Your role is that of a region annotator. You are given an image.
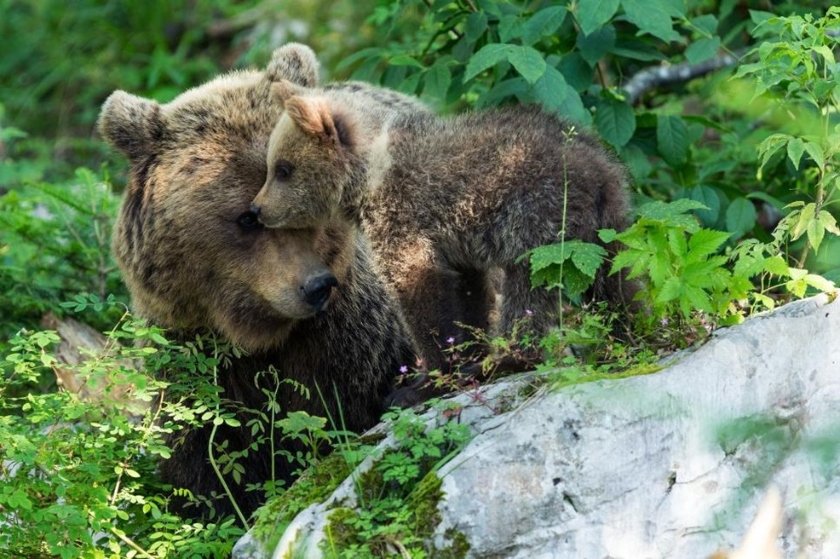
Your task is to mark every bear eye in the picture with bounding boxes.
[275,161,293,181]
[236,210,263,231]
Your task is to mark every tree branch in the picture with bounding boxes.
[622,53,740,105]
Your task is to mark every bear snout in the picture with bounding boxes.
[301,272,338,312]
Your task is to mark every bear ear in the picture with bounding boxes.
[284,96,356,149]
[266,43,320,87]
[97,91,163,160]
[271,80,307,107]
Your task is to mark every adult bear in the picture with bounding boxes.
[98,44,418,518]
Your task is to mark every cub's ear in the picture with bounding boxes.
[97,91,163,160]
[266,43,320,87]
[271,80,307,107]
[284,96,356,149]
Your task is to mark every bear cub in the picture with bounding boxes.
[251,80,635,373]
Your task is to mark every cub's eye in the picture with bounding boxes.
[236,211,263,231]
[275,161,293,181]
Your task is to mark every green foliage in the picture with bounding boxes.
[0,164,126,348]
[604,200,738,320]
[0,297,371,557]
[0,308,248,558]
[528,240,607,299]
[0,0,257,139]
[320,406,472,558]
[252,452,354,552]
[343,0,740,125]
[731,8,840,260]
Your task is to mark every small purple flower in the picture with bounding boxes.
[446,336,455,345]
[525,309,534,317]
[399,365,409,374]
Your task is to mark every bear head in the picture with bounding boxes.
[252,78,419,229]
[98,44,358,351]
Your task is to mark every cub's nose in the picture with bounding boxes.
[302,273,338,312]
[249,203,262,217]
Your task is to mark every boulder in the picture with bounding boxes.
[238,294,840,558]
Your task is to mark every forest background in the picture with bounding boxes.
[0,0,838,557]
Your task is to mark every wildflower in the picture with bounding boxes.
[525,309,534,316]
[399,365,409,374]
[446,336,455,345]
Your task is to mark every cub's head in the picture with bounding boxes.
[252,78,425,229]
[251,81,362,229]
[98,44,356,351]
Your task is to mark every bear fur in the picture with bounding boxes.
[98,44,418,518]
[252,82,635,371]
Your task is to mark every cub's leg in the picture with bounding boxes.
[380,239,466,373]
[455,268,495,356]
[500,261,559,346]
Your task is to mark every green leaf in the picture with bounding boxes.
[610,40,664,62]
[818,210,840,236]
[667,227,687,258]
[464,12,488,42]
[522,6,567,45]
[595,98,636,148]
[803,141,825,170]
[787,137,805,169]
[804,273,835,293]
[807,218,825,252]
[687,229,730,258]
[813,45,835,66]
[478,77,529,108]
[423,61,451,102]
[498,15,524,43]
[725,198,757,237]
[570,242,608,278]
[576,0,620,36]
[637,199,706,228]
[387,54,425,69]
[599,228,618,243]
[656,115,689,166]
[691,14,718,35]
[530,243,572,274]
[748,9,774,26]
[657,276,682,303]
[622,0,680,42]
[564,266,595,297]
[508,46,547,84]
[763,255,789,276]
[685,186,721,226]
[785,269,808,297]
[685,37,721,64]
[791,203,816,241]
[558,53,593,90]
[757,133,790,170]
[464,44,512,81]
[534,66,589,124]
[577,24,616,65]
[464,44,546,84]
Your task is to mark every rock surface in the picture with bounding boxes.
[238,294,840,558]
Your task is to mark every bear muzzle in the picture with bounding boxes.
[301,272,338,312]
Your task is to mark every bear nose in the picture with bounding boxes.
[302,273,338,312]
[249,203,261,217]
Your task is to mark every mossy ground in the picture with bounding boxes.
[252,452,353,552]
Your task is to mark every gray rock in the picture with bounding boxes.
[240,294,840,558]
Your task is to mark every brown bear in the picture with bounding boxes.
[98,44,419,519]
[251,82,636,372]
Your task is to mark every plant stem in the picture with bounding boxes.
[109,527,156,559]
[208,339,250,530]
